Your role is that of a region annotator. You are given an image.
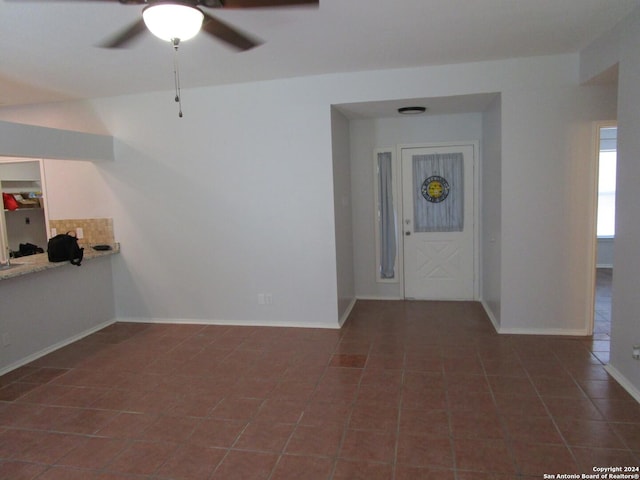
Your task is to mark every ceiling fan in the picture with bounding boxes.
[8,0,318,117]
[10,0,319,51]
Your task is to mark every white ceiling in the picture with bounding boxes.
[335,93,501,119]
[0,0,637,108]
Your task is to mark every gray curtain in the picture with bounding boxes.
[378,152,396,279]
[412,152,464,232]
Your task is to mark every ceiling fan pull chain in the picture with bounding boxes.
[173,39,184,118]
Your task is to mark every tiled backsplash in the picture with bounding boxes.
[48,218,115,248]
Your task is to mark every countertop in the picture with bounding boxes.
[0,243,120,281]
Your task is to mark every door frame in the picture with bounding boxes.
[585,121,617,336]
[397,141,480,300]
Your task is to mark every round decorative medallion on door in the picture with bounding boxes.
[421,175,450,203]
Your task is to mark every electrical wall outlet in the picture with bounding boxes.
[2,333,10,347]
[51,227,57,236]
[76,227,84,239]
[258,294,273,305]
[633,344,640,360]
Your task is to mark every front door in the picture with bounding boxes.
[401,144,475,300]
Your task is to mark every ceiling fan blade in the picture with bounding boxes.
[201,11,262,51]
[100,18,147,48]
[217,0,318,8]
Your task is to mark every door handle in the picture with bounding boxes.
[405,231,411,236]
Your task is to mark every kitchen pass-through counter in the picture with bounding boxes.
[0,243,119,375]
[0,243,119,281]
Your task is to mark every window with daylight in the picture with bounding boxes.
[597,126,617,238]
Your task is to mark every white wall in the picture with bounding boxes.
[609,7,640,397]
[92,80,341,328]
[43,159,114,221]
[0,256,115,373]
[350,113,483,299]
[499,83,616,334]
[481,96,502,327]
[331,108,355,323]
[0,53,617,336]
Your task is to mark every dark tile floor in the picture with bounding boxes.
[1,299,638,479]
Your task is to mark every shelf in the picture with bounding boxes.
[1,182,41,193]
[4,208,43,212]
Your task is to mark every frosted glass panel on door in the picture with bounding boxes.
[412,153,464,232]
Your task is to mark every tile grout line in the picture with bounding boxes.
[0,301,634,479]
[263,328,351,480]
[514,345,582,474]
[553,345,639,462]
[476,339,521,477]
[390,348,407,480]
[441,355,459,480]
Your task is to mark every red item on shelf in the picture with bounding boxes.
[2,192,19,211]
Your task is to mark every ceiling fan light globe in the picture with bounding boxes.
[142,3,204,43]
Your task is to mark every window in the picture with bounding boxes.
[597,127,617,238]
[374,149,399,282]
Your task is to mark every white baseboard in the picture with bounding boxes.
[497,326,590,336]
[479,300,591,336]
[480,300,500,333]
[0,319,116,377]
[355,295,404,301]
[338,297,357,327]
[604,364,640,403]
[116,316,341,330]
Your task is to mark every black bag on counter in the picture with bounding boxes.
[47,233,84,266]
[16,243,44,257]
